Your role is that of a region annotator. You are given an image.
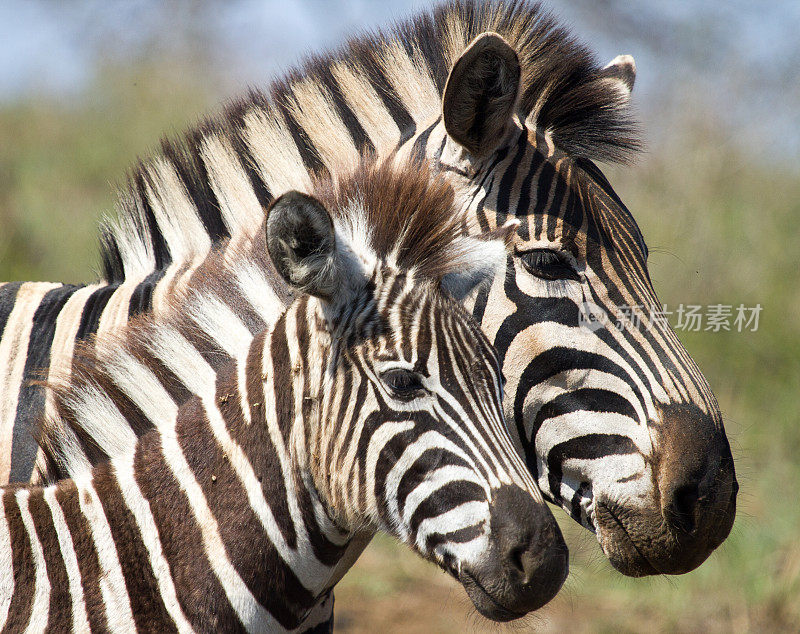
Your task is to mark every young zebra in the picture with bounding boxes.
[0,0,736,580]
[0,160,568,631]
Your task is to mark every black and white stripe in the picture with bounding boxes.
[1,0,735,577]
[1,162,565,630]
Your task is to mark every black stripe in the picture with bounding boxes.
[547,434,638,504]
[408,480,485,537]
[134,172,172,271]
[571,481,591,523]
[512,347,646,484]
[410,117,439,163]
[55,483,110,632]
[228,110,274,211]
[318,68,375,154]
[425,523,485,552]
[2,493,35,631]
[29,491,71,628]
[395,448,470,519]
[128,269,165,318]
[529,388,638,439]
[75,284,117,340]
[94,464,178,632]
[0,282,23,339]
[11,284,80,483]
[134,430,244,632]
[274,100,327,177]
[351,51,416,147]
[178,401,313,629]
[166,131,230,243]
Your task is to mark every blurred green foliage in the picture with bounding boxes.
[0,61,797,632]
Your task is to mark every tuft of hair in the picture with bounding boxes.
[313,158,491,285]
[98,0,640,284]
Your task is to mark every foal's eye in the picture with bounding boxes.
[517,249,580,282]
[381,368,426,401]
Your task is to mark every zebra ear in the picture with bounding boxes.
[265,191,339,300]
[440,219,519,300]
[599,54,636,98]
[442,32,521,157]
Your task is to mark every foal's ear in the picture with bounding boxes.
[265,191,339,300]
[442,32,521,157]
[440,219,519,301]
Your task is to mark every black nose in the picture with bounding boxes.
[460,485,568,621]
[656,403,738,538]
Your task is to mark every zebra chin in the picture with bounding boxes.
[420,485,568,621]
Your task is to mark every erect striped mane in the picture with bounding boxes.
[37,157,499,479]
[99,0,639,285]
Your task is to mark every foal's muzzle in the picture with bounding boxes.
[460,485,568,621]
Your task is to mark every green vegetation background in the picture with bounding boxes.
[1,59,797,632]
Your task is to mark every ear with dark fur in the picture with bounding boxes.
[442,32,521,157]
[265,191,339,300]
[599,54,636,98]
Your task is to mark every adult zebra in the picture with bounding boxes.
[0,0,735,578]
[0,159,569,631]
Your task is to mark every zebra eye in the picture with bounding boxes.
[381,368,426,400]
[517,249,580,282]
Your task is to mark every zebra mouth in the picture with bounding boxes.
[594,501,659,576]
[458,569,528,622]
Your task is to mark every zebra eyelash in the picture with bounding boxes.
[515,248,580,282]
[379,367,427,401]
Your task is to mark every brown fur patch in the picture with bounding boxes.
[313,158,467,281]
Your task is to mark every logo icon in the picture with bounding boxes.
[578,301,608,331]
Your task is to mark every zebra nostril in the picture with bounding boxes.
[509,544,526,575]
[667,482,700,534]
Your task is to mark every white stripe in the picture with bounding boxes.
[113,454,193,632]
[379,41,439,126]
[364,421,415,526]
[286,78,359,173]
[185,292,254,358]
[234,261,286,329]
[16,490,51,633]
[330,61,402,153]
[75,477,136,631]
[243,109,313,194]
[66,383,138,458]
[414,500,488,548]
[146,327,218,396]
[383,431,481,539]
[145,159,212,260]
[95,277,143,340]
[401,465,486,528]
[42,487,91,633]
[101,349,179,429]
[200,134,264,235]
[0,495,14,626]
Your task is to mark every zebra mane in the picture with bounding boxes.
[36,157,496,481]
[99,0,640,285]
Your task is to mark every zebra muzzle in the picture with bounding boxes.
[458,484,568,620]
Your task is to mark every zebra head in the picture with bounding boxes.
[402,28,737,576]
[264,160,568,620]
